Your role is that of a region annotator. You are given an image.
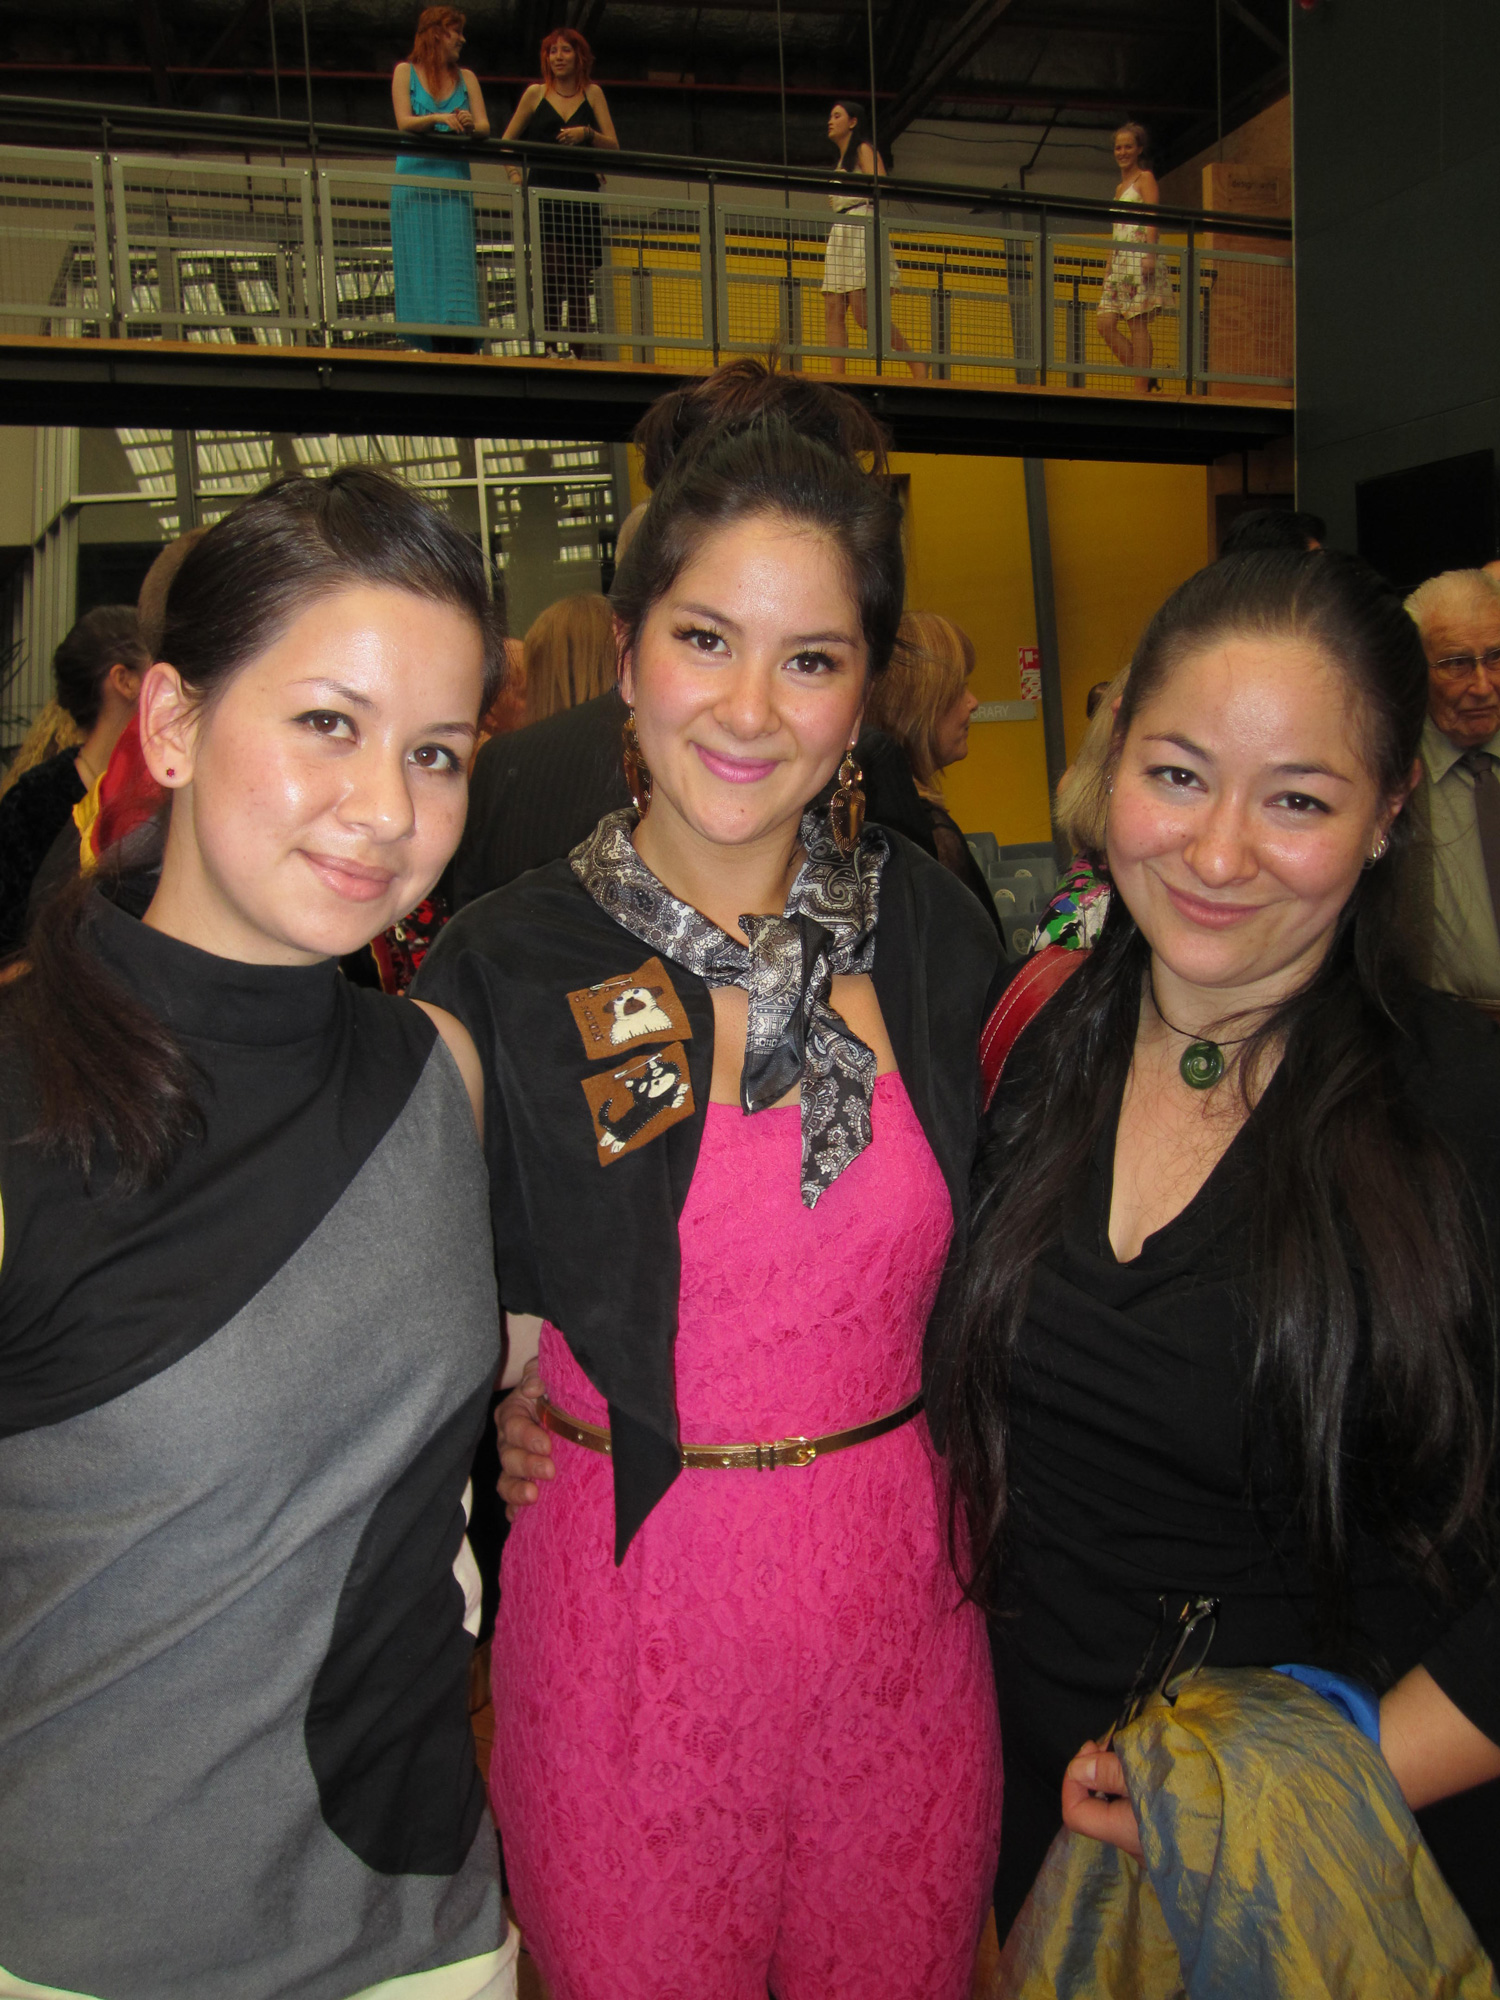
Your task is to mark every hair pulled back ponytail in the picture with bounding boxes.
[4,466,504,1192]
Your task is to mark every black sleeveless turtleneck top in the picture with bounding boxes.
[0,894,504,1998]
[520,90,602,191]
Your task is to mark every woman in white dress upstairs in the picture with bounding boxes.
[821,100,927,382]
[1096,121,1171,393]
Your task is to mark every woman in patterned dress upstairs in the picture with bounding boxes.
[391,8,490,351]
[500,30,620,351]
[415,402,1003,1998]
[1096,121,1171,393]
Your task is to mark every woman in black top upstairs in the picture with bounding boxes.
[0,605,147,958]
[943,552,1500,1955]
[501,29,619,349]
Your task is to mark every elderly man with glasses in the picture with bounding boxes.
[1403,567,1500,1003]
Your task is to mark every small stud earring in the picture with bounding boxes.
[165,767,175,778]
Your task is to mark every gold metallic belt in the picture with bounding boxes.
[537,1390,924,1472]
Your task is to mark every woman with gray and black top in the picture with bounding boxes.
[0,470,518,1999]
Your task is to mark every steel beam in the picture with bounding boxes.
[884,0,1021,145]
[1022,456,1070,870]
[0,337,1292,465]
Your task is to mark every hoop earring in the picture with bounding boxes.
[1363,832,1389,869]
[829,745,865,857]
[622,709,652,816]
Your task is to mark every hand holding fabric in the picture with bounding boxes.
[1061,1738,1144,1858]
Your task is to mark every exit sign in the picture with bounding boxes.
[1019,647,1041,701]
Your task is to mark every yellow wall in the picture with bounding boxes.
[894,451,1048,845]
[1046,458,1212,757]
[900,452,1211,844]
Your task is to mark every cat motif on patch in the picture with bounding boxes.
[567,956,692,1058]
[582,1042,695,1163]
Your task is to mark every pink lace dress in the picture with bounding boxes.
[492,1072,1001,2000]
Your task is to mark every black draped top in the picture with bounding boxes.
[414,825,1005,1558]
[986,982,1500,1941]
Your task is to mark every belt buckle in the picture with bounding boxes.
[755,1436,815,1471]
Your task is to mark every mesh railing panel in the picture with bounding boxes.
[320,167,525,348]
[529,190,709,362]
[1192,244,1294,390]
[111,156,317,342]
[882,221,1041,383]
[1046,233,1188,394]
[717,207,872,372]
[0,148,109,337]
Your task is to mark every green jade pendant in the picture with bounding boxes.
[1178,1040,1226,1090]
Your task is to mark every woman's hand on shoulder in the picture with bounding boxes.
[1061,1740,1144,1859]
[497,1357,555,1519]
[412,1000,485,1138]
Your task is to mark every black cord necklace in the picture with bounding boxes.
[1149,974,1255,1090]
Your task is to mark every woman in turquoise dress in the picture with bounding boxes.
[391,8,490,351]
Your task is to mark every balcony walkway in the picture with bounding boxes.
[0,332,1291,461]
[0,97,1293,460]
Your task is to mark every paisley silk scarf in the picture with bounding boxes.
[570,807,887,1206]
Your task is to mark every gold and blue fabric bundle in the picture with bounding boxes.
[995,1668,1498,1999]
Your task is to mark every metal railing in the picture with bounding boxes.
[0,96,1294,400]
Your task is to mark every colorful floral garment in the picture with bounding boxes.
[1030,856,1111,954]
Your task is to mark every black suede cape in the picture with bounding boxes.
[414,826,1006,1561]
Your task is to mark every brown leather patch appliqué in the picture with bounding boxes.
[582,1041,695,1163]
[567,956,692,1059]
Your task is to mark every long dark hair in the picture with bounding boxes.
[611,413,905,683]
[5,467,504,1192]
[947,551,1498,1626]
[831,99,886,173]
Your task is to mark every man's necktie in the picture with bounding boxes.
[1460,749,1500,934]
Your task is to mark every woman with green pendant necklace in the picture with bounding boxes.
[947,549,1500,1962]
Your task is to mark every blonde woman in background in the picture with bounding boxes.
[1096,122,1170,392]
[867,610,998,929]
[1030,665,1125,952]
[521,591,616,725]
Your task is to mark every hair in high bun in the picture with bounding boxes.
[612,412,905,686]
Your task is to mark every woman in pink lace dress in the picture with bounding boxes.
[416,397,1003,1998]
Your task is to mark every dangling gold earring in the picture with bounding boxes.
[829,743,865,856]
[622,708,653,816]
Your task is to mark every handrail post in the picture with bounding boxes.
[1036,206,1048,388]
[707,173,720,366]
[1192,221,1208,392]
[99,113,118,338]
[870,169,883,376]
[304,115,327,346]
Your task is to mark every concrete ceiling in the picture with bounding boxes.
[0,0,1288,180]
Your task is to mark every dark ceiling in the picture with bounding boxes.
[0,0,1288,179]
